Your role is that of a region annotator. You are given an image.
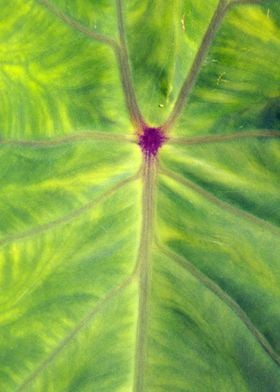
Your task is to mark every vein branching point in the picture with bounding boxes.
[138,126,167,158]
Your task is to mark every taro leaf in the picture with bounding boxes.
[0,0,280,391]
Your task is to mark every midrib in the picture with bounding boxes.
[133,158,157,392]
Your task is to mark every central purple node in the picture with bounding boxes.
[138,127,166,158]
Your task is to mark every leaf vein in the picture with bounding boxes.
[0,131,135,148]
[0,173,139,248]
[160,167,280,236]
[16,272,136,391]
[158,244,280,367]
[37,0,117,49]
[133,159,157,392]
[115,0,144,129]
[169,130,280,146]
[162,0,228,132]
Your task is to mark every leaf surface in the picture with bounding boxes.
[0,0,280,391]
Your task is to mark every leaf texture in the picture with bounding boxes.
[0,0,280,391]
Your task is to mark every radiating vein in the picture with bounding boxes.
[0,173,139,248]
[133,158,157,392]
[169,130,280,146]
[115,0,144,129]
[158,244,280,367]
[162,0,228,132]
[16,271,136,392]
[162,0,265,132]
[37,0,143,130]
[37,0,117,49]
[160,167,280,235]
[229,0,265,6]
[0,131,135,148]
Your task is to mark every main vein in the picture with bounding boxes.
[133,158,157,392]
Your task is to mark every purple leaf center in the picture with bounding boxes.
[138,126,167,157]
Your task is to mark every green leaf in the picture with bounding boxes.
[0,0,280,391]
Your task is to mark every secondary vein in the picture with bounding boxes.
[0,131,135,148]
[37,0,117,49]
[160,167,280,236]
[162,0,228,132]
[115,0,144,129]
[0,173,139,249]
[17,271,136,391]
[158,244,280,367]
[169,130,280,146]
[38,0,144,130]
[229,0,266,6]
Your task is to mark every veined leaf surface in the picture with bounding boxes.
[0,0,280,391]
